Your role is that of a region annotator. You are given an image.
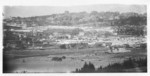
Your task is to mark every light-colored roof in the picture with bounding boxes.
[12,30,31,32]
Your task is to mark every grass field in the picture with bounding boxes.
[3,47,147,73]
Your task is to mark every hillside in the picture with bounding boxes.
[3,11,146,36]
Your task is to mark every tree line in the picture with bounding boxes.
[73,57,147,73]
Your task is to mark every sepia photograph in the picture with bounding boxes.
[2,1,147,73]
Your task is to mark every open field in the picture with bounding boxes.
[3,47,147,73]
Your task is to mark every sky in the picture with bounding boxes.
[3,4,147,18]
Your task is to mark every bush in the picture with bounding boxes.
[60,44,67,49]
[124,44,130,48]
[62,56,66,59]
[51,57,62,61]
[139,43,147,49]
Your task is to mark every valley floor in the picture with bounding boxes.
[3,47,147,73]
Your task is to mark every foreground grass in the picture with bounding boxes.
[3,47,147,73]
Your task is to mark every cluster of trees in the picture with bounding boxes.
[3,26,40,50]
[113,14,147,36]
[3,31,29,50]
[74,57,147,73]
[75,62,95,72]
